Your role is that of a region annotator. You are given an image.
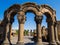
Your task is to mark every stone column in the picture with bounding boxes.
[48,22,57,45]
[8,23,12,45]
[2,22,10,45]
[35,15,43,45]
[9,24,12,40]
[17,11,26,45]
[54,22,60,45]
[2,14,10,45]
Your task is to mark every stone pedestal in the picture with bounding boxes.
[49,42,56,45]
[17,41,24,45]
[2,39,10,45]
[36,42,43,45]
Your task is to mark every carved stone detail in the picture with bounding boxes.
[35,15,43,24]
[17,11,26,24]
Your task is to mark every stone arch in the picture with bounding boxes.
[21,2,40,15]
[40,4,56,22]
[4,4,21,23]
[3,4,21,44]
[2,2,58,45]
[39,4,57,45]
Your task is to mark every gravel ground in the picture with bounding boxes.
[11,36,35,45]
[11,36,49,45]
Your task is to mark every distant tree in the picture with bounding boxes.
[16,30,18,35]
[24,30,26,36]
[15,29,29,36]
[24,30,29,36]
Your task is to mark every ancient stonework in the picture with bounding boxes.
[57,21,60,41]
[0,2,59,45]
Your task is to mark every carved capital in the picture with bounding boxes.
[17,11,26,24]
[17,15,26,24]
[48,22,55,26]
[34,15,43,24]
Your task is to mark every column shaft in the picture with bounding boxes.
[18,23,24,42]
[49,22,57,45]
[51,24,55,42]
[9,24,12,40]
[2,23,10,45]
[37,23,42,42]
[55,25,60,44]
[35,15,43,45]
[55,25,59,41]
[17,11,25,45]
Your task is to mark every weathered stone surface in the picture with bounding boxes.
[0,2,58,45]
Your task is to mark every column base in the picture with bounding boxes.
[56,41,60,45]
[49,42,57,45]
[2,39,10,45]
[36,42,43,45]
[17,41,24,45]
[2,43,10,45]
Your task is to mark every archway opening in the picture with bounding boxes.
[41,14,48,42]
[1,3,57,45]
[10,14,18,44]
[41,15,48,42]
[41,12,53,43]
[24,12,36,43]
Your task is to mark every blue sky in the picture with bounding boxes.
[0,0,60,30]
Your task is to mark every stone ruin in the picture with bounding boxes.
[0,2,60,45]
